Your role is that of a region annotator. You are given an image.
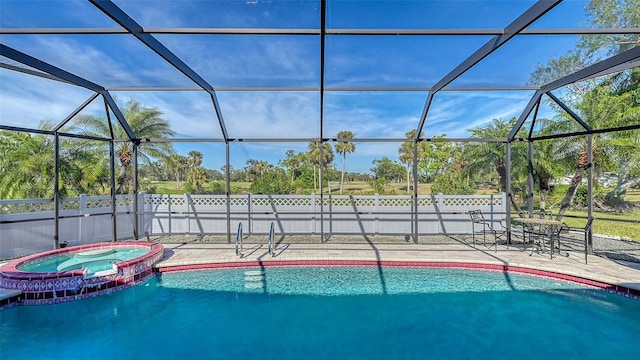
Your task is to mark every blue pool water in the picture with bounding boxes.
[1,267,639,359]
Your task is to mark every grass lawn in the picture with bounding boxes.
[626,188,640,202]
[551,209,639,241]
[325,181,433,195]
[153,180,501,196]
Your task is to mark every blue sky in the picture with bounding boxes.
[0,0,604,174]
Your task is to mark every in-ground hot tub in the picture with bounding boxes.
[0,242,163,305]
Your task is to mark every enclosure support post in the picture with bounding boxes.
[505,142,512,244]
[54,133,60,249]
[226,142,231,244]
[319,141,325,242]
[587,134,593,255]
[528,140,534,215]
[413,141,419,243]
[109,140,117,242]
[133,142,139,240]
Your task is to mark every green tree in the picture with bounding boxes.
[0,123,108,199]
[419,134,456,181]
[307,142,335,192]
[368,177,387,194]
[529,0,640,212]
[334,130,356,195]
[432,171,474,195]
[531,138,560,210]
[72,98,174,194]
[398,130,426,193]
[280,149,303,182]
[166,154,188,189]
[187,151,203,167]
[186,166,209,194]
[464,118,524,192]
[245,159,272,182]
[250,168,292,194]
[540,71,639,216]
[371,157,405,183]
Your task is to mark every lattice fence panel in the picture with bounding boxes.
[321,197,373,207]
[190,197,227,207]
[379,197,412,207]
[417,198,434,206]
[61,199,80,210]
[144,196,185,206]
[250,197,315,207]
[230,198,248,206]
[115,197,132,207]
[440,197,502,207]
[87,199,112,209]
[0,201,54,214]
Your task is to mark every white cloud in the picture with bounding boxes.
[0,69,96,129]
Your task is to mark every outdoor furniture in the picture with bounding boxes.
[468,210,507,252]
[521,210,553,246]
[561,218,594,264]
[517,217,564,258]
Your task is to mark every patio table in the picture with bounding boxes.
[516,217,564,259]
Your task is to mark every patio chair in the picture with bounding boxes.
[560,218,594,263]
[468,210,507,252]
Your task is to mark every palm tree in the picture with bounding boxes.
[464,118,523,193]
[187,166,209,193]
[398,130,425,194]
[187,151,203,168]
[334,130,356,194]
[165,154,187,189]
[72,98,174,194]
[0,123,109,199]
[531,140,557,211]
[307,141,334,192]
[0,129,55,199]
[246,159,272,181]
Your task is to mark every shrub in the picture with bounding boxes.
[250,169,292,194]
[432,172,474,195]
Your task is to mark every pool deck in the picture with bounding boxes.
[155,240,640,294]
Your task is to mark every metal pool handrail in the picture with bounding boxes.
[235,223,243,256]
[268,222,275,256]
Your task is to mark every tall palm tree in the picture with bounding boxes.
[398,130,425,194]
[165,154,188,189]
[72,98,175,194]
[307,141,334,192]
[187,151,203,168]
[334,130,356,194]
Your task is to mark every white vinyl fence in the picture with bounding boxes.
[1,193,506,259]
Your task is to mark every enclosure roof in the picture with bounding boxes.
[1,0,639,143]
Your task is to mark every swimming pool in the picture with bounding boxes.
[2,267,639,359]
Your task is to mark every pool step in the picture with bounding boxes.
[244,270,265,289]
